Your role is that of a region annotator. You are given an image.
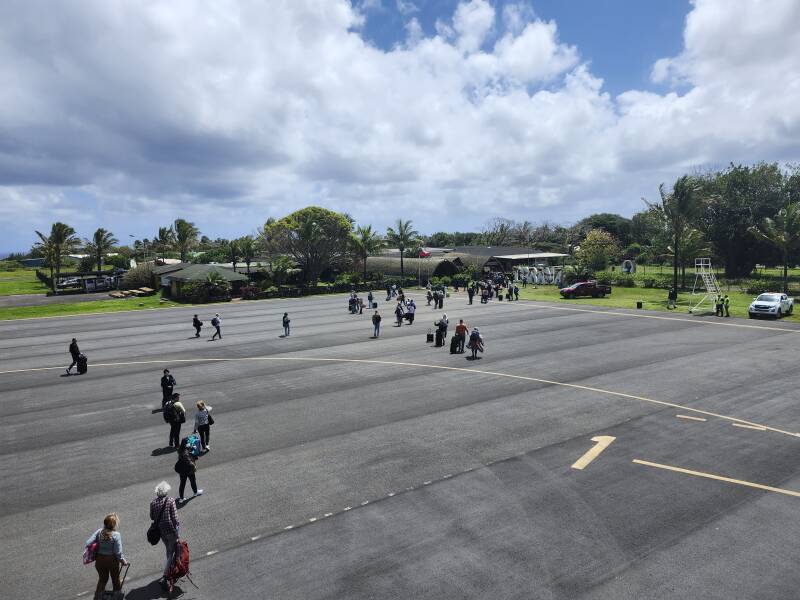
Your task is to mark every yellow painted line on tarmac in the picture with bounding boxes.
[509,299,800,335]
[633,459,800,499]
[732,422,767,431]
[571,436,616,470]
[676,414,707,422]
[2,354,798,439]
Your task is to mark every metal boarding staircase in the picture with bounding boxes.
[689,258,721,313]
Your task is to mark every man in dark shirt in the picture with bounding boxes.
[66,338,80,375]
[160,369,176,406]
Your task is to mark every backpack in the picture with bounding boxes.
[166,539,197,592]
[163,401,176,423]
[211,317,219,327]
[470,331,480,342]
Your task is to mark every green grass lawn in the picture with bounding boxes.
[0,270,49,295]
[516,285,800,322]
[0,294,181,321]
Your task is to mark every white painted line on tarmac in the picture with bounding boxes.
[360,501,369,506]
[308,517,317,523]
[510,299,800,335]
[2,354,795,438]
[324,512,333,517]
[343,506,352,511]
[284,525,294,530]
[205,550,218,556]
[732,422,767,431]
[251,535,261,541]
[676,414,707,422]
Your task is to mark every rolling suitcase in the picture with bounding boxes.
[77,353,88,374]
[435,330,444,347]
[426,329,434,343]
[449,335,459,354]
[373,302,378,309]
[100,563,129,599]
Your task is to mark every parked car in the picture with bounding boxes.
[559,280,612,299]
[748,293,794,319]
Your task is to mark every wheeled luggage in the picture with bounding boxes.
[186,433,202,457]
[426,329,434,343]
[77,353,88,374]
[449,335,459,354]
[99,563,130,599]
[435,330,444,347]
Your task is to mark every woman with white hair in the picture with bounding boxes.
[150,481,180,589]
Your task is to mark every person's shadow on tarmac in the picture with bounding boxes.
[151,447,175,456]
[125,579,185,599]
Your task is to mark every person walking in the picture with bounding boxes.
[160,369,176,407]
[395,302,404,327]
[359,297,365,315]
[714,294,724,317]
[192,314,203,337]
[372,310,382,338]
[282,312,291,337]
[467,286,474,305]
[514,284,520,301]
[367,290,374,309]
[723,294,731,317]
[175,437,203,502]
[164,393,186,448]
[407,300,416,324]
[455,319,468,353]
[85,513,129,600]
[193,400,213,451]
[66,338,81,375]
[150,482,181,589]
[211,313,222,340]
[468,327,484,359]
[667,287,677,309]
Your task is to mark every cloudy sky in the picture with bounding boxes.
[1,0,799,252]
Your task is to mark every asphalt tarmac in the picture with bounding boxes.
[2,292,800,599]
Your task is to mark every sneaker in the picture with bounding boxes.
[195,489,204,496]
[205,445,211,450]
[65,369,71,375]
[177,497,185,503]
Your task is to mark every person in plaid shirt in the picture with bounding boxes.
[151,481,181,589]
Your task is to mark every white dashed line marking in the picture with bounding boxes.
[343,506,352,511]
[360,501,369,506]
[732,422,767,431]
[284,525,294,530]
[308,517,317,523]
[676,414,707,422]
[206,550,218,556]
[251,535,261,541]
[324,512,333,517]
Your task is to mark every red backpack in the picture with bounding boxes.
[166,539,197,592]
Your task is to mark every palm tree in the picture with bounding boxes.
[238,235,256,274]
[750,202,800,293]
[644,175,702,291]
[34,222,81,292]
[385,219,419,279]
[154,227,175,262]
[352,225,385,280]
[174,219,200,263]
[84,228,118,272]
[664,228,711,289]
[226,238,240,272]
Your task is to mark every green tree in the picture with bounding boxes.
[697,163,786,277]
[174,219,200,263]
[576,213,632,246]
[644,175,702,291]
[225,238,240,272]
[385,219,419,279]
[154,227,175,261]
[238,235,256,274]
[34,222,81,292]
[351,225,385,280]
[664,228,711,288]
[84,228,119,272]
[750,202,800,293]
[576,229,621,272]
[265,207,353,284]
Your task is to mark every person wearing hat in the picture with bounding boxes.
[211,313,222,340]
[467,327,483,359]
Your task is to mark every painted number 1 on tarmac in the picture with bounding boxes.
[571,436,616,470]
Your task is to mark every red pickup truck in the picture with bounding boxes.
[559,280,612,299]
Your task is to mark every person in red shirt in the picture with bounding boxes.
[454,319,469,353]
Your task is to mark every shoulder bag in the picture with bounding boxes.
[147,499,169,545]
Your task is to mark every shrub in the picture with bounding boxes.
[122,263,154,289]
[181,273,231,303]
[612,274,636,288]
[240,285,261,300]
